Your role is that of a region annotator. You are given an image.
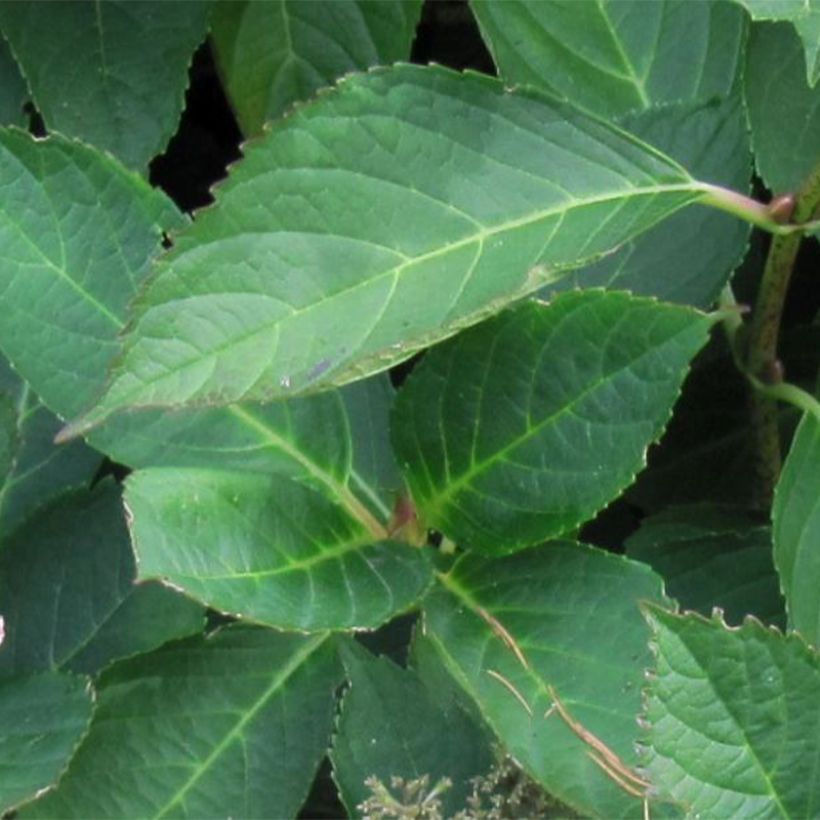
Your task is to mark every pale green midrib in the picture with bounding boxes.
[155,633,330,819]
[668,627,791,818]
[228,406,387,537]
[423,313,704,516]
[163,534,392,582]
[594,0,651,107]
[95,181,704,412]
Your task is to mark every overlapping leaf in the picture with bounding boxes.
[0,358,100,536]
[61,64,712,439]
[774,411,820,645]
[0,481,203,677]
[422,542,668,818]
[393,291,712,553]
[626,505,785,627]
[734,0,820,85]
[23,627,342,819]
[211,0,422,135]
[644,608,820,817]
[471,0,745,118]
[0,1,211,170]
[746,21,820,192]
[331,642,494,815]
[0,36,27,128]
[0,673,94,814]
[125,467,433,631]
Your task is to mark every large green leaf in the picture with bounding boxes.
[0,672,94,814]
[393,291,712,553]
[471,0,745,118]
[125,467,432,631]
[551,92,751,307]
[0,359,100,537]
[626,505,785,627]
[210,0,422,135]
[422,542,668,818]
[773,411,820,645]
[734,0,820,86]
[745,21,820,192]
[0,481,203,677]
[23,627,342,819]
[643,607,820,817]
[330,642,494,816]
[61,64,711,439]
[0,2,211,170]
[0,128,183,418]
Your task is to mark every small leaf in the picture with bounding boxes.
[422,542,668,818]
[0,672,94,814]
[0,481,203,677]
[62,64,709,438]
[472,0,746,117]
[210,0,422,135]
[0,358,101,536]
[393,291,712,553]
[0,1,211,170]
[745,21,820,192]
[626,504,785,627]
[330,642,494,816]
[125,467,433,631]
[773,411,820,645]
[733,0,820,86]
[643,607,820,817]
[23,627,342,819]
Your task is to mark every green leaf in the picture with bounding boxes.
[0,358,101,537]
[422,542,668,818]
[0,36,27,127]
[393,291,712,553]
[210,0,422,135]
[745,21,820,192]
[125,467,433,631]
[0,2,211,170]
[643,607,820,817]
[61,64,710,438]
[471,0,746,117]
[0,481,203,677]
[733,0,820,86]
[773,411,820,645]
[23,627,342,819]
[551,92,751,307]
[0,672,94,814]
[330,642,494,816]
[626,505,785,628]
[0,128,183,418]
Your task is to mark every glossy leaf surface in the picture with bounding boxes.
[626,505,785,627]
[423,542,667,818]
[746,21,820,192]
[0,673,93,814]
[211,0,422,135]
[472,0,745,118]
[125,467,433,631]
[24,628,342,819]
[0,2,211,170]
[393,291,712,552]
[773,412,820,645]
[0,481,203,677]
[331,642,494,815]
[644,608,820,817]
[63,64,708,438]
